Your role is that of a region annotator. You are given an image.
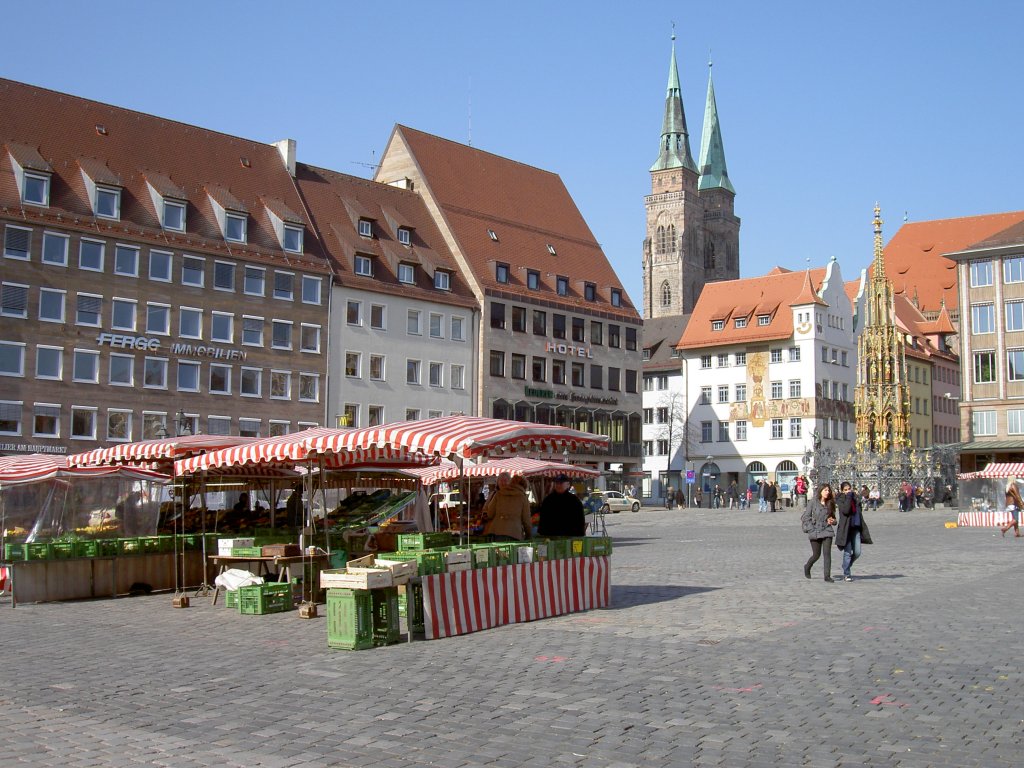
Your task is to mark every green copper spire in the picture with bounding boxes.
[650,30,697,173]
[697,62,735,193]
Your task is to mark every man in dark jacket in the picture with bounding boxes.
[765,481,779,513]
[835,480,873,581]
[537,474,586,537]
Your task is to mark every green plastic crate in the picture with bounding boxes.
[384,550,445,576]
[74,540,99,558]
[326,588,374,650]
[396,532,454,551]
[326,587,400,649]
[49,541,77,559]
[400,582,425,634]
[584,536,613,557]
[95,538,119,557]
[231,547,264,558]
[469,544,495,568]
[238,582,293,615]
[117,537,142,556]
[536,538,570,561]
[25,542,51,560]
[225,589,240,610]
[3,542,26,561]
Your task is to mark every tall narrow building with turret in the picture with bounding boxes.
[643,37,740,318]
[854,206,912,453]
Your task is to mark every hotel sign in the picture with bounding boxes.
[545,341,594,359]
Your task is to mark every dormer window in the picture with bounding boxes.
[757,314,771,326]
[434,270,451,291]
[22,172,50,206]
[397,227,411,246]
[283,225,303,253]
[358,219,373,238]
[527,270,540,290]
[610,288,622,307]
[735,317,747,328]
[496,263,510,284]
[556,276,569,296]
[642,349,651,361]
[95,186,121,219]
[162,199,186,231]
[584,282,596,301]
[225,212,247,243]
[712,320,725,331]
[398,263,415,284]
[354,255,373,277]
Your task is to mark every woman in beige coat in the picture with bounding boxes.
[483,472,533,541]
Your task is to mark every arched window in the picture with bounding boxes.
[666,224,676,254]
[747,461,767,473]
[660,281,672,308]
[656,226,665,255]
[776,460,798,472]
[704,240,716,269]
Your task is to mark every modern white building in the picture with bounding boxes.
[640,315,690,503]
[676,259,857,502]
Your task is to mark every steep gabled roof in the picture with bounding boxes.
[677,267,827,349]
[879,210,1024,314]
[0,77,330,273]
[642,314,689,371]
[294,163,475,308]
[379,125,639,322]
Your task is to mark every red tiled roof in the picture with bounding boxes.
[677,267,827,348]
[879,210,1024,314]
[294,163,477,308]
[383,125,639,322]
[0,78,330,273]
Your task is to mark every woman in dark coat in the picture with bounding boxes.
[765,481,779,513]
[835,481,872,581]
[801,483,837,581]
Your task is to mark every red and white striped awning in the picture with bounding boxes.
[173,428,439,476]
[0,454,168,487]
[969,463,1024,479]
[304,416,610,461]
[68,434,257,468]
[402,457,601,486]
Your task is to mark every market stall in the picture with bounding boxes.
[956,463,1024,527]
[0,454,172,605]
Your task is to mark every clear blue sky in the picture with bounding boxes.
[4,1,1021,313]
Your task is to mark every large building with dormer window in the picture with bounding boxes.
[0,79,331,454]
[675,260,857,498]
[375,126,643,474]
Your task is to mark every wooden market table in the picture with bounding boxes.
[208,553,331,605]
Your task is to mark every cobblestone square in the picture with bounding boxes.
[2,506,1022,767]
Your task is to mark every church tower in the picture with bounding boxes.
[854,206,912,454]
[642,38,739,318]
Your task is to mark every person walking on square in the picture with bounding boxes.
[802,483,837,582]
[727,480,740,509]
[757,480,768,513]
[999,478,1024,538]
[835,480,872,581]
[765,480,779,513]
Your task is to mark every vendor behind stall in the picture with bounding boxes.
[482,472,532,541]
[537,474,586,537]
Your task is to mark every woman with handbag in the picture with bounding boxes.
[801,483,837,582]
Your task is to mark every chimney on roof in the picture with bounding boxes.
[273,138,296,177]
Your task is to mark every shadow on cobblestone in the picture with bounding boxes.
[607,537,658,547]
[611,583,716,607]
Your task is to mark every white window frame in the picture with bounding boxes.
[143,357,168,389]
[32,402,60,438]
[106,409,132,442]
[113,244,139,277]
[397,227,411,246]
[973,410,997,436]
[358,219,373,238]
[211,312,233,343]
[354,255,373,277]
[429,361,444,388]
[434,270,451,291]
[241,316,264,346]
[0,341,26,378]
[162,199,186,231]
[179,307,204,340]
[181,255,205,287]
[110,298,137,331]
[94,185,121,220]
[398,263,415,284]
[271,320,293,350]
[244,265,266,296]
[369,354,385,381]
[970,260,993,287]
[407,359,422,385]
[273,271,294,301]
[370,304,386,330]
[1008,409,1024,435]
[209,363,231,395]
[109,353,134,387]
[346,300,362,326]
[301,275,322,305]
[22,171,50,206]
[270,370,292,400]
[1,282,29,318]
[79,239,105,272]
[345,351,362,378]
[72,348,99,383]
[4,225,31,260]
[240,367,262,398]
[300,324,321,353]
[429,313,444,339]
[177,360,201,392]
[146,303,171,335]
[451,363,465,390]
[451,316,465,341]
[407,309,422,335]
[283,225,303,253]
[225,212,247,243]
[70,406,98,440]
[149,250,172,282]
[35,345,62,380]
[298,373,319,403]
[42,231,69,266]
[76,292,103,327]
[213,260,236,292]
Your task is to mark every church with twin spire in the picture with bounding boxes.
[642,35,740,318]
